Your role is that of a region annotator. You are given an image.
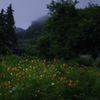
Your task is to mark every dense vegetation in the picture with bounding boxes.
[0,4,17,55]
[36,0,100,60]
[1,0,100,99]
[0,55,100,100]
[15,0,100,60]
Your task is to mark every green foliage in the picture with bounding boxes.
[93,57,100,68]
[76,56,94,66]
[24,15,49,40]
[76,3,100,59]
[15,27,25,40]
[0,4,17,55]
[35,0,100,60]
[0,56,100,100]
[5,4,17,45]
[18,39,38,56]
[36,0,79,60]
[0,40,11,55]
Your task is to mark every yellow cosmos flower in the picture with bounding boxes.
[51,83,55,85]
[10,91,12,93]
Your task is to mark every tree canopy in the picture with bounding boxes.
[36,0,100,60]
[0,4,17,55]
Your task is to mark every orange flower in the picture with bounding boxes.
[51,64,54,67]
[69,80,73,83]
[68,83,72,86]
[49,75,52,77]
[37,90,40,92]
[26,85,30,88]
[57,71,61,74]
[34,94,38,97]
[73,83,77,86]
[67,72,70,74]
[35,66,38,68]
[4,94,8,96]
[8,85,11,88]
[21,72,25,75]
[21,83,24,86]
[65,81,68,83]
[15,74,19,76]
[42,63,45,66]
[44,68,46,70]
[58,95,62,97]
[53,74,56,77]
[36,76,38,78]
[74,95,76,97]
[30,66,33,68]
[59,77,64,81]
[7,67,10,71]
[22,69,25,71]
[60,65,62,67]
[63,63,66,66]
[17,78,20,81]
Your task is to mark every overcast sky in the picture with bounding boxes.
[0,0,100,29]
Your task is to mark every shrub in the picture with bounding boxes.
[76,56,94,66]
[93,56,100,68]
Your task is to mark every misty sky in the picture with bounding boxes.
[0,0,100,29]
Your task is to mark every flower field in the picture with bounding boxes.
[0,55,100,100]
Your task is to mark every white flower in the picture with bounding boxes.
[12,87,16,91]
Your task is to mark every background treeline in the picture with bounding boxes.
[0,4,17,55]
[16,0,100,60]
[1,0,100,61]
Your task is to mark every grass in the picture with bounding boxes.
[0,55,100,100]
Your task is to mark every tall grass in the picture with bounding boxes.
[0,55,100,100]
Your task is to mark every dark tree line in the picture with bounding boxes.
[12,0,100,60]
[0,4,17,55]
[36,0,100,60]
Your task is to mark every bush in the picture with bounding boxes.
[93,56,100,68]
[76,56,94,66]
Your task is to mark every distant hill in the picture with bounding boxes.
[15,27,25,40]
[24,15,50,39]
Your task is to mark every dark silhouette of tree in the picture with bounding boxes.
[0,4,17,55]
[5,4,17,46]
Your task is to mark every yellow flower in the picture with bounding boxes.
[10,91,12,93]
[51,83,55,85]
[63,63,66,66]
[10,73,13,75]
[18,63,20,65]
[8,81,10,84]
[26,59,28,62]
[76,80,79,82]
[25,68,28,71]
[40,75,43,77]
[0,93,2,95]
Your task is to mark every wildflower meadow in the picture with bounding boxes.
[0,55,100,100]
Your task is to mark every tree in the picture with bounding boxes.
[0,9,6,44]
[36,0,79,60]
[0,4,17,55]
[75,3,100,59]
[5,4,17,46]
